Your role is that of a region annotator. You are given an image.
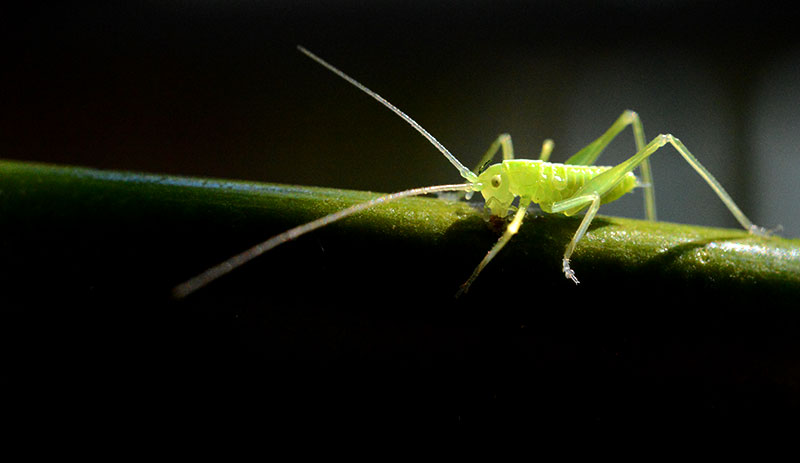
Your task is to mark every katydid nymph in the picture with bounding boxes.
[171,46,771,299]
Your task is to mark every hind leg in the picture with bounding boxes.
[550,133,769,284]
[565,110,656,221]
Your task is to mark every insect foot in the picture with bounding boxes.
[749,223,781,238]
[562,258,580,284]
[454,283,469,299]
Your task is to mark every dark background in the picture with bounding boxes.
[2,1,799,234]
[3,2,800,433]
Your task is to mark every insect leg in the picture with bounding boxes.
[564,134,768,232]
[565,110,656,221]
[660,135,768,235]
[549,194,602,284]
[550,133,771,283]
[565,110,642,166]
[472,134,514,175]
[624,134,764,233]
[456,196,533,296]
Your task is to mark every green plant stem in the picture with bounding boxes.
[2,159,799,305]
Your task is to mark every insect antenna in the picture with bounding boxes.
[172,183,474,299]
[297,46,478,183]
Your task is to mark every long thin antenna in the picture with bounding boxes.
[297,45,478,183]
[172,183,473,299]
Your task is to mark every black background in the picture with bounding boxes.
[2,2,799,436]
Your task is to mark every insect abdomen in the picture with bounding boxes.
[503,160,637,211]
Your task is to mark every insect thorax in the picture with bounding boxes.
[478,160,638,216]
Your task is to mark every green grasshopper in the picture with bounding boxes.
[172,46,769,299]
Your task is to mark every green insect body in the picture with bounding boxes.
[171,46,771,299]
[478,160,638,217]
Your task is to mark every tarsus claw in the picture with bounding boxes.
[562,259,580,285]
[749,224,781,237]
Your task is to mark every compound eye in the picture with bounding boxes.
[491,174,502,188]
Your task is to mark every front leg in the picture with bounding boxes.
[457,196,533,296]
